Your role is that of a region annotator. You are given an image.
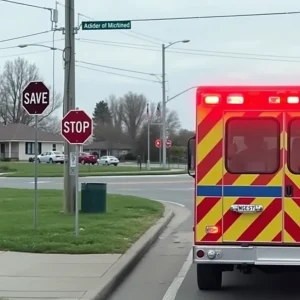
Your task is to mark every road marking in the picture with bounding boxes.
[162,249,193,300]
[81,180,191,185]
[29,181,51,184]
[161,188,194,191]
[152,199,185,207]
[83,174,186,179]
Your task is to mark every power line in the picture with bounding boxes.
[0,30,52,44]
[76,12,163,45]
[78,38,300,59]
[76,65,160,83]
[0,0,51,10]
[77,39,300,63]
[0,49,50,59]
[76,60,159,76]
[130,10,300,22]
[0,38,64,50]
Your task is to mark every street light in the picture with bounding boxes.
[18,43,63,112]
[18,44,60,51]
[161,39,190,169]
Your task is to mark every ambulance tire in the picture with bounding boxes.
[197,264,222,290]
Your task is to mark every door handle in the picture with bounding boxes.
[285,185,293,197]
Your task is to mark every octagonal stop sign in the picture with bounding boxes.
[22,81,50,115]
[61,110,93,144]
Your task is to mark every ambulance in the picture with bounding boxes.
[187,86,300,290]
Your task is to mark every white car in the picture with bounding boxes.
[37,151,65,164]
[97,156,119,166]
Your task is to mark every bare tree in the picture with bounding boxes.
[38,115,61,134]
[0,57,62,126]
[166,108,181,134]
[119,91,147,141]
[108,94,123,131]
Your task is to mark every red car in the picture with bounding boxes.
[78,152,97,165]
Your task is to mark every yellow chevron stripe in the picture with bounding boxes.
[284,229,295,243]
[197,120,222,164]
[255,212,282,242]
[199,158,223,185]
[196,196,222,241]
[223,171,283,241]
[197,106,210,126]
[197,111,244,165]
[223,198,277,241]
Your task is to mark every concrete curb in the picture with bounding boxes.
[82,205,174,300]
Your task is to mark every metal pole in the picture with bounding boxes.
[147,120,150,170]
[34,114,38,229]
[159,125,162,165]
[161,44,167,169]
[75,144,79,236]
[52,30,55,107]
[63,0,76,213]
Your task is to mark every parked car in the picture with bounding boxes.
[78,152,97,165]
[37,151,65,164]
[97,156,119,166]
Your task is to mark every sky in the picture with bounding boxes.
[1,0,300,130]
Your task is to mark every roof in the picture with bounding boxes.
[83,141,132,150]
[0,123,64,142]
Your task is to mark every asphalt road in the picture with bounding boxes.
[3,174,300,299]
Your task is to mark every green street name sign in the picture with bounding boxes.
[82,20,131,30]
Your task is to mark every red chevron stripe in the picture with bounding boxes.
[284,212,300,242]
[272,231,282,242]
[222,171,281,233]
[197,109,222,144]
[197,140,222,184]
[196,197,221,223]
[237,199,281,242]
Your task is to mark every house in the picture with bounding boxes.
[0,123,64,161]
[83,141,132,158]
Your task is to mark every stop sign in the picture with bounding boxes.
[155,139,161,148]
[22,81,50,115]
[61,110,93,144]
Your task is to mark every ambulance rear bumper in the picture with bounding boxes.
[193,245,300,266]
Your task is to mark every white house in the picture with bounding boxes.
[0,123,64,161]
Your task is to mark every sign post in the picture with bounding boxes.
[22,81,50,229]
[61,109,93,236]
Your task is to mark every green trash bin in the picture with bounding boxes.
[81,182,107,213]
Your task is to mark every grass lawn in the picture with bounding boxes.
[0,162,172,177]
[0,189,164,254]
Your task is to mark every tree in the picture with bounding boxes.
[136,102,181,160]
[108,94,123,131]
[92,100,112,126]
[38,115,61,134]
[119,91,147,142]
[0,57,62,127]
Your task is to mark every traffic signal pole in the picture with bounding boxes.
[63,0,76,213]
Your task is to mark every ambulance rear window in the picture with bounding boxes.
[225,117,280,174]
[288,118,300,174]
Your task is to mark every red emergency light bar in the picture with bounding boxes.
[197,86,300,110]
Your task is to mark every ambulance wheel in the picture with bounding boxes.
[197,264,222,290]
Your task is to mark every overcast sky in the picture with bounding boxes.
[1,0,300,130]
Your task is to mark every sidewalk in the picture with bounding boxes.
[0,207,173,300]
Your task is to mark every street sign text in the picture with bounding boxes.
[22,81,50,115]
[61,110,93,144]
[82,20,131,30]
[63,121,90,133]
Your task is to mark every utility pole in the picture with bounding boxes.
[161,44,167,169]
[63,0,76,213]
[161,40,190,169]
